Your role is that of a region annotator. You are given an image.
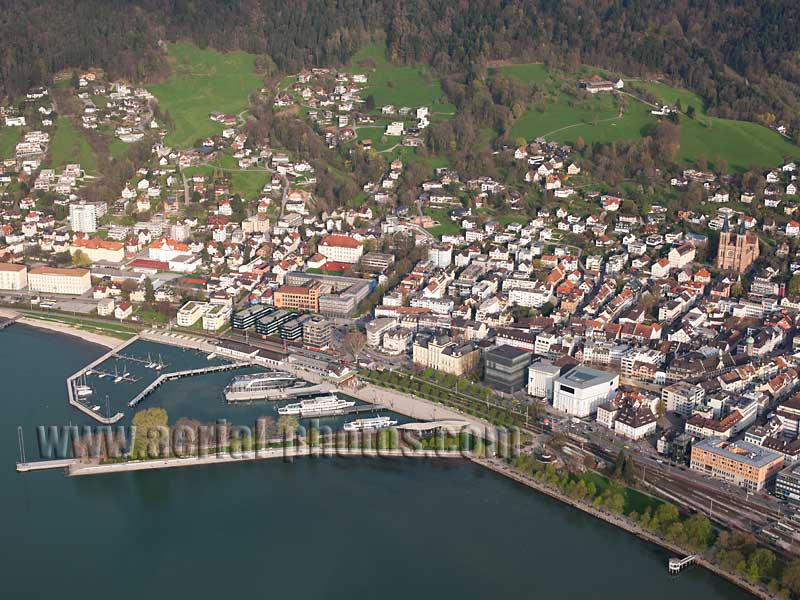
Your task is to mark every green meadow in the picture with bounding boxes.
[638,81,800,170]
[0,128,20,158]
[346,45,454,114]
[48,117,98,175]
[504,64,800,170]
[148,43,263,148]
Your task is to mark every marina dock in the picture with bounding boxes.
[66,334,141,424]
[16,458,77,473]
[128,362,249,408]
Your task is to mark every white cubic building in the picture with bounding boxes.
[0,263,28,290]
[553,365,619,418]
[527,359,562,400]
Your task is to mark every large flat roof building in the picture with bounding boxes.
[28,267,91,295]
[484,344,531,393]
[553,365,618,417]
[691,438,784,491]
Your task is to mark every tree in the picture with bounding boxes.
[746,548,776,583]
[131,407,168,459]
[144,277,155,303]
[575,136,585,152]
[622,453,636,483]
[71,249,91,267]
[364,94,375,111]
[343,327,367,362]
[782,560,800,597]
[683,514,714,550]
[277,415,299,438]
[614,449,626,478]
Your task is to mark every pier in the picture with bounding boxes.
[668,555,696,574]
[128,362,250,408]
[0,313,22,330]
[16,458,78,473]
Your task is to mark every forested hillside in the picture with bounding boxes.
[1,0,799,133]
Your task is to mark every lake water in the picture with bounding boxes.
[2,325,752,598]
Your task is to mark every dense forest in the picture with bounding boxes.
[1,0,799,129]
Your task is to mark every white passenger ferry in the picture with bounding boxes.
[277,395,355,417]
[343,416,398,432]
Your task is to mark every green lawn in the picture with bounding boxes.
[638,81,799,170]
[424,208,461,236]
[509,89,653,146]
[48,117,98,175]
[346,45,454,114]
[109,139,129,160]
[504,67,799,170]
[148,42,263,148]
[0,127,20,158]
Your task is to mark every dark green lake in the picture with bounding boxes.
[3,325,752,598]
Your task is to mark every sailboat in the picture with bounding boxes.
[75,373,93,397]
[113,365,123,383]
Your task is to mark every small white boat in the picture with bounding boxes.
[207,353,217,360]
[343,416,398,432]
[91,405,101,412]
[75,385,93,398]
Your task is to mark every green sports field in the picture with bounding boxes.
[148,43,263,148]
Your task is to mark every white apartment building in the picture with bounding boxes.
[69,201,105,233]
[177,301,210,327]
[0,263,28,290]
[28,267,91,295]
[202,304,231,331]
[662,382,705,417]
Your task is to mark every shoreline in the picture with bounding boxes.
[475,457,772,600]
[0,308,123,349]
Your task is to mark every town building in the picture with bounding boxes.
[412,335,480,376]
[69,237,125,263]
[662,382,705,417]
[231,305,273,330]
[484,345,532,393]
[318,234,364,264]
[28,267,91,295]
[302,316,333,350]
[553,365,619,418]
[0,263,28,290]
[775,463,800,505]
[690,438,784,491]
[274,280,328,312]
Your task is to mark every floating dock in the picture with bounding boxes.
[225,383,330,403]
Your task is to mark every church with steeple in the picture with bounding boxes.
[716,219,759,273]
